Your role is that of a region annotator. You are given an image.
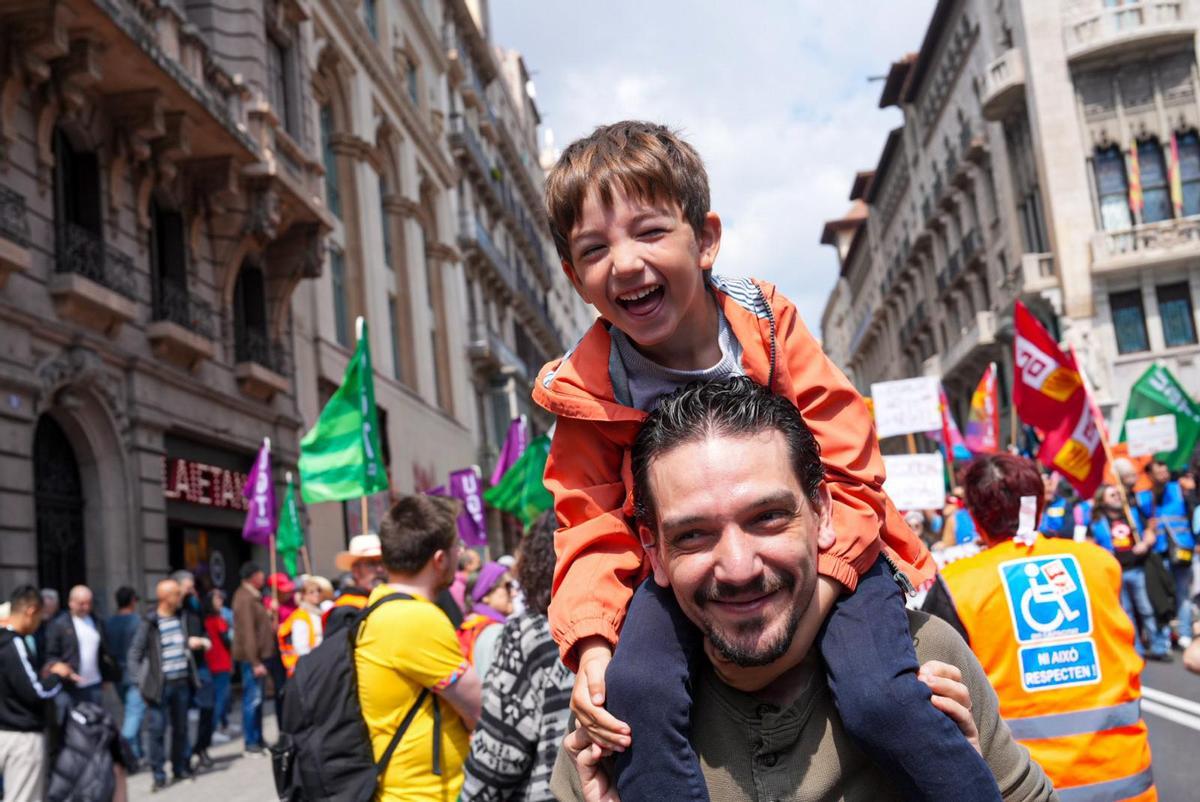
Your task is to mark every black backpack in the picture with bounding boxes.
[273,592,443,802]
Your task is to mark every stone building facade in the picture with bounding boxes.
[821,0,1200,441]
[0,0,586,602]
[0,0,330,606]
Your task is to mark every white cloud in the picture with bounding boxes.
[492,0,937,326]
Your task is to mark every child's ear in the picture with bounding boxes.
[561,258,591,303]
[639,524,671,587]
[697,211,722,270]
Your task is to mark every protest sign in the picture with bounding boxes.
[1125,415,1178,457]
[871,377,942,438]
[883,453,947,510]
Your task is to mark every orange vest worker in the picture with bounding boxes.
[278,607,318,677]
[942,534,1154,801]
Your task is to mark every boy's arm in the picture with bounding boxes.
[545,415,647,672]
[772,289,886,591]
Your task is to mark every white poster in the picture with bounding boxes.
[883,453,947,511]
[871,377,942,438]
[1126,415,1178,457]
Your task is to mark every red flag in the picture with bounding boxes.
[964,363,1000,453]
[1038,399,1107,499]
[1013,302,1082,431]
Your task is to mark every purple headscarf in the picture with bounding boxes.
[471,561,509,605]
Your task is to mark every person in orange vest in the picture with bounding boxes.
[923,453,1155,801]
[324,534,386,633]
[457,562,515,677]
[278,577,324,677]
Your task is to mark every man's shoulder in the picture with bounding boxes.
[907,608,973,663]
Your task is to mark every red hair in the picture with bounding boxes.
[962,454,1046,542]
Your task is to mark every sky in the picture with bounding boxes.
[491,0,939,332]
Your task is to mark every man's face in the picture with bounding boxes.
[564,187,719,355]
[435,539,463,592]
[68,588,92,618]
[1150,463,1171,486]
[249,571,265,590]
[351,558,385,589]
[178,577,195,597]
[642,430,829,667]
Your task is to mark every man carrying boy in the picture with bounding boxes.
[534,121,998,800]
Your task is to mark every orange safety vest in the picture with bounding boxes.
[278,607,318,677]
[941,536,1155,801]
[457,613,497,664]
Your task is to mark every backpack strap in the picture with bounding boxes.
[353,592,414,644]
[374,687,429,777]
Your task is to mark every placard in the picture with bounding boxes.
[871,377,942,438]
[1125,414,1178,457]
[883,453,947,511]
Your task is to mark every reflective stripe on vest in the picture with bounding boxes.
[1005,699,1140,740]
[1056,766,1154,802]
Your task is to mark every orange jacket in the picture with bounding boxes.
[941,537,1154,799]
[278,607,318,677]
[533,274,935,669]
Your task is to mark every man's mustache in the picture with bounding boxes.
[695,569,795,606]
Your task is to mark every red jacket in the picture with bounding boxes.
[533,275,935,669]
[203,615,232,674]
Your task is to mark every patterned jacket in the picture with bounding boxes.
[460,613,573,802]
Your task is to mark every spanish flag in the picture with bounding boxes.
[1128,139,1144,214]
[1170,133,1184,216]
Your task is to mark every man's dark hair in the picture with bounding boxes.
[379,494,460,574]
[115,586,137,609]
[240,561,262,581]
[516,512,558,617]
[1146,458,1170,475]
[10,585,42,614]
[632,377,824,528]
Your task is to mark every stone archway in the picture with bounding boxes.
[33,414,86,599]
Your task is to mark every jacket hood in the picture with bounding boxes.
[533,274,779,422]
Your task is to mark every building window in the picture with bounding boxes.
[379,175,392,269]
[1177,131,1200,217]
[149,199,188,320]
[406,57,420,106]
[330,246,350,347]
[1138,139,1172,224]
[1157,282,1198,347]
[1110,289,1150,354]
[388,294,403,379]
[320,104,341,218]
[1093,146,1132,232]
[363,0,378,39]
[266,32,297,138]
[234,262,270,364]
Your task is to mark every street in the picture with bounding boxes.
[125,657,1200,801]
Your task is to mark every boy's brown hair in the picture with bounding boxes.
[545,120,710,264]
[378,494,461,574]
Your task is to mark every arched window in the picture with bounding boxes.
[34,415,86,597]
[1176,131,1200,217]
[1093,146,1132,231]
[320,104,341,218]
[1137,138,1172,224]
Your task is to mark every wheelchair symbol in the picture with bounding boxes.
[1019,563,1081,634]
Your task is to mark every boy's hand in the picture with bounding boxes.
[563,727,622,802]
[571,638,631,752]
[918,660,980,755]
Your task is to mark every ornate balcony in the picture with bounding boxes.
[1091,216,1200,274]
[147,281,216,371]
[50,222,137,335]
[941,310,997,378]
[981,48,1026,122]
[1019,252,1058,293]
[467,320,528,381]
[234,328,290,401]
[1064,1,1194,63]
[0,185,32,290]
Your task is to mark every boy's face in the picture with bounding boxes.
[563,187,721,352]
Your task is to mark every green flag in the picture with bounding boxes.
[299,318,388,503]
[276,475,305,577]
[1118,363,1200,470]
[483,433,552,527]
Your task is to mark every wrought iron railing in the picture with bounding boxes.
[235,327,290,376]
[0,185,30,247]
[153,280,215,339]
[56,222,137,299]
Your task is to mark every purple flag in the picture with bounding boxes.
[490,416,529,486]
[242,438,276,545]
[449,466,487,547]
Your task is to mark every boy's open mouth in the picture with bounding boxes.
[615,284,665,316]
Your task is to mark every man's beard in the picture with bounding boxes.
[693,569,803,668]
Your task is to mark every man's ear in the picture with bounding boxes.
[639,523,671,587]
[814,484,835,551]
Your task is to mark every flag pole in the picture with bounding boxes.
[1070,345,1139,537]
[355,316,371,537]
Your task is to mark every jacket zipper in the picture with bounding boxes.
[753,283,777,392]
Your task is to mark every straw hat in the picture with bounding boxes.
[335,533,382,571]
